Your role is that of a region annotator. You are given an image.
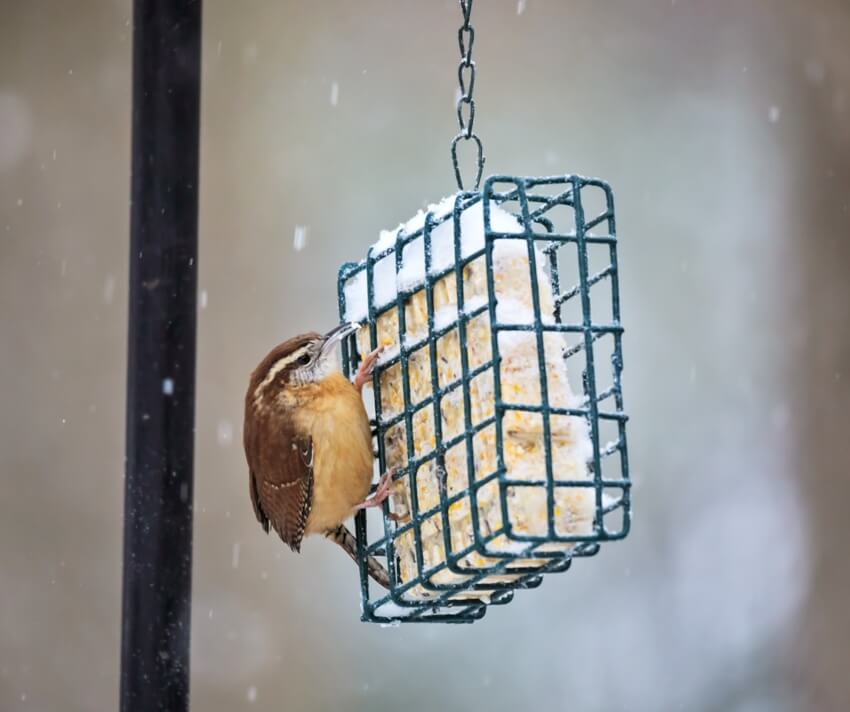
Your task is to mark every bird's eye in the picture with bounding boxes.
[297,353,311,366]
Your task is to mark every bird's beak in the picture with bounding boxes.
[320,322,360,357]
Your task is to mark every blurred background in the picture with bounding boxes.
[2,0,849,710]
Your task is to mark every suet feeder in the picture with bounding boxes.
[335,0,629,623]
[337,174,630,623]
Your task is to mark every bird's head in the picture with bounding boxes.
[249,322,360,401]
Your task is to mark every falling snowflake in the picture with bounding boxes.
[103,275,116,304]
[217,420,234,446]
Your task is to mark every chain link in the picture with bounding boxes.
[450,0,485,191]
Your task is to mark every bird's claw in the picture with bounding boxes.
[353,346,383,393]
[353,468,395,512]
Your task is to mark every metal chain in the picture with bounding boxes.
[450,0,485,191]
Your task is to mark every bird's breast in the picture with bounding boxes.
[298,374,374,534]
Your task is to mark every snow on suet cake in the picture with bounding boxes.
[338,176,630,623]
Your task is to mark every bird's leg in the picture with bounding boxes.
[325,524,390,589]
[353,346,383,393]
[353,468,395,512]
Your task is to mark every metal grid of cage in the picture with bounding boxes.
[337,174,629,624]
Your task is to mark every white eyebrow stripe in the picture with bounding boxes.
[254,346,310,396]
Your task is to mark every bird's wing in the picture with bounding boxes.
[245,413,314,552]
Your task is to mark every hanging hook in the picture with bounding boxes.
[450,0,485,191]
[451,134,484,192]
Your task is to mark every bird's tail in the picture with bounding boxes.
[325,524,390,590]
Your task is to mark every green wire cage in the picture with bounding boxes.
[338,173,629,624]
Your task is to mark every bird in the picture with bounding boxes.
[243,322,393,588]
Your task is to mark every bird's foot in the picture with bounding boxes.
[353,468,395,512]
[353,346,383,393]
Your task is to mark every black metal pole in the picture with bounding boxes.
[121,2,201,711]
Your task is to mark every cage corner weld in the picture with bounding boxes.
[337,174,630,624]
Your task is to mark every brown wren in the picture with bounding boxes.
[243,323,392,587]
